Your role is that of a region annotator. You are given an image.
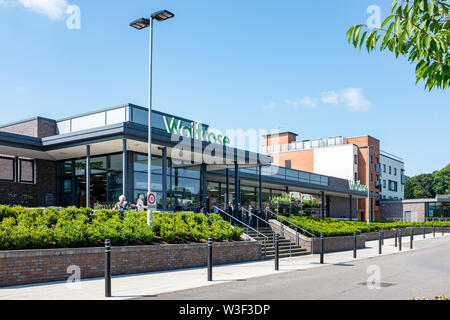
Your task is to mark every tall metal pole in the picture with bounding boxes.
[86,145,91,208]
[147,17,154,226]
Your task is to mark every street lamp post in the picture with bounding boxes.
[130,10,174,226]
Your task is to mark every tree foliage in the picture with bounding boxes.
[347,0,450,90]
[405,163,450,198]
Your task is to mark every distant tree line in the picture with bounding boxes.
[405,163,450,199]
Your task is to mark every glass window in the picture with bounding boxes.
[241,186,256,206]
[20,159,34,183]
[394,168,397,176]
[134,154,162,174]
[173,165,200,179]
[109,154,123,171]
[0,157,14,181]
[389,166,392,174]
[370,156,373,163]
[383,164,386,172]
[354,172,358,181]
[354,155,358,165]
[134,172,162,191]
[63,179,72,193]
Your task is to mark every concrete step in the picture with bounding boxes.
[265,249,307,256]
[265,251,311,259]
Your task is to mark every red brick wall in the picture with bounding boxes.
[0,160,57,207]
[0,118,56,138]
[270,149,314,172]
[346,136,381,220]
[0,241,261,287]
[264,133,297,146]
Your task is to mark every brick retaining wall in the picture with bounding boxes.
[0,241,261,288]
[268,220,366,254]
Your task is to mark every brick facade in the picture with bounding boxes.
[379,201,428,222]
[0,160,57,207]
[0,117,56,138]
[0,241,262,287]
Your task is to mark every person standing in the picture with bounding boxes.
[136,194,146,212]
[248,204,253,227]
[115,195,128,211]
[226,201,234,222]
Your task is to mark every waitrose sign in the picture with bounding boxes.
[348,181,369,193]
[163,116,231,145]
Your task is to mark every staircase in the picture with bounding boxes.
[246,227,310,259]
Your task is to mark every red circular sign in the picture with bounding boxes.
[147,193,156,205]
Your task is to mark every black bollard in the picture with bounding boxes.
[353,231,357,259]
[399,229,402,251]
[320,232,324,264]
[433,225,436,237]
[379,230,382,254]
[105,239,111,298]
[275,234,279,271]
[410,227,414,249]
[442,226,445,236]
[394,228,398,247]
[207,236,213,281]
[423,226,426,239]
[381,229,384,245]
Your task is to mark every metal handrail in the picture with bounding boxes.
[265,208,316,254]
[241,207,291,256]
[265,208,316,238]
[212,206,268,259]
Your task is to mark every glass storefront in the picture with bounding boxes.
[133,154,164,210]
[170,163,201,212]
[205,181,284,212]
[57,154,123,207]
[57,151,293,213]
[427,202,450,218]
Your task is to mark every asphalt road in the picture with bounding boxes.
[138,236,450,300]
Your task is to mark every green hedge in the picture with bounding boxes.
[0,206,243,250]
[281,216,450,237]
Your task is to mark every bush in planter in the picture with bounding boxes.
[0,205,16,221]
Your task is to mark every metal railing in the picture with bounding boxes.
[426,217,450,222]
[264,208,316,254]
[212,206,268,259]
[241,207,292,257]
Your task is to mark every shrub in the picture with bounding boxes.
[280,216,450,237]
[0,208,241,250]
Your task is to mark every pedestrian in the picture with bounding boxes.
[248,204,253,227]
[136,193,146,212]
[115,195,128,211]
[226,201,234,220]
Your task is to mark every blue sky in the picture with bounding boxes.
[0,0,448,176]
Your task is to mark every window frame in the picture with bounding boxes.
[0,156,15,182]
[19,159,35,184]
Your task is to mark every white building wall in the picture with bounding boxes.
[313,144,357,181]
[380,154,405,200]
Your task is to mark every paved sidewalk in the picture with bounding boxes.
[1,232,448,300]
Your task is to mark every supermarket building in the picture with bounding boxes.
[0,103,372,218]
